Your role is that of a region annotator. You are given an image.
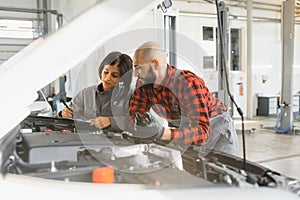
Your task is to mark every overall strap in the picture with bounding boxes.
[172,69,182,112]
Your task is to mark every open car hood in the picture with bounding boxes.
[0,0,159,138]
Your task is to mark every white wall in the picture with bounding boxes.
[176,15,219,92]
[250,22,282,114]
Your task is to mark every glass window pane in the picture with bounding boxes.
[230,28,241,71]
[0,19,34,39]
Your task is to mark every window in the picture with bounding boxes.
[0,19,34,39]
[230,28,241,71]
[203,26,214,41]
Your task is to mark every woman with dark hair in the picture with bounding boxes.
[60,51,133,131]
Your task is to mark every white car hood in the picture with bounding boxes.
[0,0,159,138]
[0,174,299,200]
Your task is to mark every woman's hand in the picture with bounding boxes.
[61,107,73,118]
[90,116,111,129]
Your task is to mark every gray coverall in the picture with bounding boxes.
[71,83,121,132]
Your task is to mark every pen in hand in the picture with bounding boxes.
[61,99,72,111]
[60,93,72,111]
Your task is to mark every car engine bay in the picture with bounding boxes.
[1,116,300,196]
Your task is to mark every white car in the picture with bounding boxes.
[28,90,53,117]
[0,0,299,199]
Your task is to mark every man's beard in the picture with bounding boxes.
[141,67,156,84]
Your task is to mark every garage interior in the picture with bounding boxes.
[1,0,300,182]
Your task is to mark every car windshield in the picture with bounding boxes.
[35,91,45,101]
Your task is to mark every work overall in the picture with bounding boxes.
[172,70,239,156]
[199,112,239,156]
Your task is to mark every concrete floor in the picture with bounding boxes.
[234,116,300,180]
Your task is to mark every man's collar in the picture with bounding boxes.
[160,64,175,86]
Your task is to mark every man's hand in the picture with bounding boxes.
[131,112,165,140]
[161,128,172,141]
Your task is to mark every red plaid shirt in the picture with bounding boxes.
[129,65,226,145]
